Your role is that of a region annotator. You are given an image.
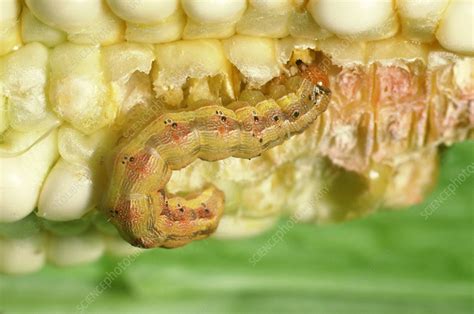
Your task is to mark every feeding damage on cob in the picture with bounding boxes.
[105,63,330,248]
[0,0,473,274]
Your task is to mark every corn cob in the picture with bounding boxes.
[0,0,473,274]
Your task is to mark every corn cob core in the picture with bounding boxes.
[0,0,473,274]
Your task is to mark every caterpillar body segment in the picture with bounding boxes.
[104,64,331,248]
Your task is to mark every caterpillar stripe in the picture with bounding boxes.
[103,63,331,248]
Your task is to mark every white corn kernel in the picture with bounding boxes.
[397,0,450,20]
[223,35,281,86]
[103,43,155,82]
[366,36,429,64]
[183,19,236,40]
[316,37,366,65]
[26,0,107,31]
[397,0,450,43]
[181,0,247,24]
[0,130,58,222]
[0,236,46,274]
[237,0,292,38]
[125,10,186,44]
[288,10,333,40]
[58,126,104,165]
[26,0,123,45]
[38,158,100,221]
[57,126,117,170]
[0,0,21,56]
[66,14,124,45]
[153,39,234,98]
[307,0,398,40]
[103,43,155,124]
[0,0,20,23]
[21,8,67,47]
[0,27,20,56]
[182,0,246,39]
[107,0,179,24]
[47,232,105,267]
[0,43,50,131]
[436,0,474,55]
[49,43,116,134]
[0,121,58,157]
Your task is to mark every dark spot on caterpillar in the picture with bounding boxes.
[296,59,304,66]
[129,156,135,162]
[179,207,184,213]
[221,116,227,122]
[259,138,263,143]
[172,122,178,128]
[121,161,125,164]
[293,111,300,118]
[254,116,259,122]
[273,115,279,122]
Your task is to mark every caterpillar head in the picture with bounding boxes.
[281,79,331,124]
[313,81,332,99]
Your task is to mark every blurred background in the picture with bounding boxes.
[1,141,473,314]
